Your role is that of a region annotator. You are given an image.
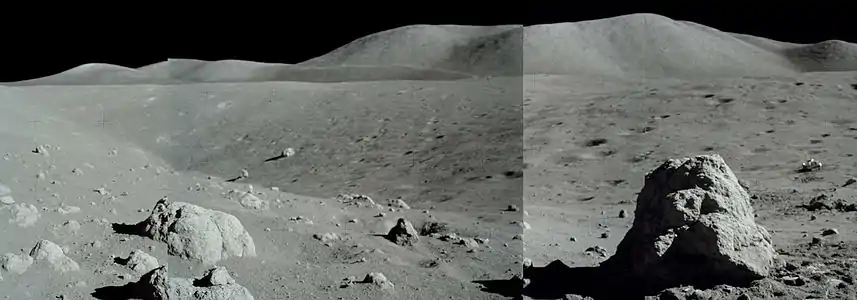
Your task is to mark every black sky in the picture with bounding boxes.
[1,6,853,82]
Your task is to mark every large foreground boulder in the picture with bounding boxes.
[132,199,256,265]
[602,154,776,290]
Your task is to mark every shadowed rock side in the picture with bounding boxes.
[523,154,776,299]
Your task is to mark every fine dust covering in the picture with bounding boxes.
[0,21,523,300]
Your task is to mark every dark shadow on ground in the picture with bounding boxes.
[473,279,523,299]
[476,260,653,300]
[111,222,146,236]
[91,282,144,300]
[264,154,286,162]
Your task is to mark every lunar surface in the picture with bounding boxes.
[2,13,857,300]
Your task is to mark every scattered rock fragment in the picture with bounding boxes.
[313,232,341,243]
[386,218,420,246]
[120,198,256,265]
[57,205,81,215]
[801,194,857,212]
[389,198,411,210]
[799,158,822,173]
[109,265,255,300]
[9,203,40,227]
[0,182,14,205]
[363,272,394,290]
[821,228,839,236]
[337,194,383,210]
[419,221,450,236]
[601,154,776,290]
[506,204,520,212]
[844,177,857,187]
[120,250,160,274]
[32,145,49,156]
[585,246,609,257]
[282,148,296,158]
[225,190,270,210]
[457,238,480,249]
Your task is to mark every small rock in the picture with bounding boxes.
[313,233,340,243]
[506,204,520,212]
[390,198,410,210]
[811,236,823,245]
[363,272,394,290]
[781,275,806,286]
[123,250,159,273]
[600,232,609,239]
[57,205,81,215]
[457,238,480,249]
[282,148,296,158]
[32,146,49,156]
[845,177,857,187]
[821,228,839,236]
[618,209,627,218]
[386,218,419,246]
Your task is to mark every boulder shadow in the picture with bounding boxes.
[111,222,147,237]
[475,261,651,300]
[91,282,144,300]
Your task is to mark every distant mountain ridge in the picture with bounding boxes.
[5,14,857,85]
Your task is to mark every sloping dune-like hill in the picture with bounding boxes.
[523,13,857,78]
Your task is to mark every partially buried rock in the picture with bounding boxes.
[601,154,776,291]
[127,198,256,265]
[386,218,419,246]
[225,190,269,210]
[1,253,33,275]
[9,203,40,227]
[127,265,255,300]
[363,272,394,290]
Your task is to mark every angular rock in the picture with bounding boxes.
[386,218,420,246]
[363,272,394,290]
[124,250,160,274]
[30,240,80,273]
[131,199,256,265]
[602,154,776,290]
